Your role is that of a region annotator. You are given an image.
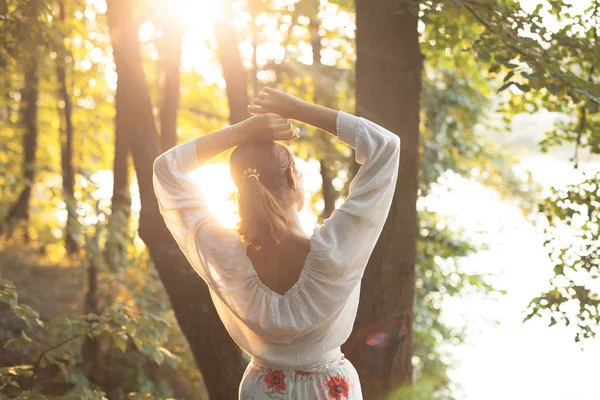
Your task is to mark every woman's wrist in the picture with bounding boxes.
[291,100,312,122]
[295,103,338,136]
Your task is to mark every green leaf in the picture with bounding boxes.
[4,331,34,350]
[503,70,515,83]
[477,52,491,62]
[574,88,600,104]
[498,82,515,93]
[545,83,560,94]
[488,64,501,74]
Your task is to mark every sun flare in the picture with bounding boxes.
[168,0,222,38]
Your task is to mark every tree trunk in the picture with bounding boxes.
[318,158,336,218]
[82,255,102,385]
[3,57,39,241]
[249,0,260,98]
[342,1,423,399]
[105,2,245,398]
[158,8,183,152]
[104,93,131,268]
[310,18,337,220]
[215,0,249,124]
[56,0,78,255]
[105,1,133,268]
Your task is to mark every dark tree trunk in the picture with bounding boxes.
[106,2,245,398]
[215,0,249,124]
[56,0,78,255]
[310,18,337,220]
[342,1,423,399]
[158,9,183,152]
[82,256,102,385]
[105,0,133,267]
[104,93,131,268]
[318,158,336,218]
[3,58,39,241]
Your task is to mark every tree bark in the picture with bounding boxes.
[215,0,249,124]
[105,2,245,398]
[318,158,336,218]
[342,1,423,399]
[82,255,102,386]
[104,85,131,268]
[158,7,183,152]
[56,0,78,255]
[105,3,133,268]
[3,57,39,241]
[310,18,337,220]
[248,0,260,98]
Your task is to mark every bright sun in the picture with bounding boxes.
[168,0,222,38]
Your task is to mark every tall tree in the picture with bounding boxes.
[248,0,261,98]
[104,93,131,267]
[2,1,40,242]
[105,1,245,398]
[310,17,337,219]
[105,3,134,267]
[55,0,78,255]
[342,1,423,398]
[215,0,249,124]
[158,3,184,152]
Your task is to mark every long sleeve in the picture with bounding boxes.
[152,139,248,289]
[307,111,401,285]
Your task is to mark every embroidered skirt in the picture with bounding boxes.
[239,353,362,400]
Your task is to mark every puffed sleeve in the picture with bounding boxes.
[306,111,401,288]
[152,139,251,290]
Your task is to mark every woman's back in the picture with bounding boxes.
[247,233,312,297]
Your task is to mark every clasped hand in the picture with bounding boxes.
[243,87,305,142]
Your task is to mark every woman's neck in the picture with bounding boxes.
[283,205,307,239]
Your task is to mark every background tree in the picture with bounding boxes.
[105,0,245,397]
[215,0,250,124]
[2,1,40,242]
[54,0,78,255]
[342,1,423,398]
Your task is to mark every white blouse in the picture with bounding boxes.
[153,111,400,370]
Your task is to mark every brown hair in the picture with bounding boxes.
[230,140,296,251]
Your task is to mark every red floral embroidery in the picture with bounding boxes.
[264,369,286,393]
[295,370,311,376]
[326,375,349,399]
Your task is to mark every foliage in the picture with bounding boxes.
[526,173,600,342]
[439,0,600,343]
[0,277,181,399]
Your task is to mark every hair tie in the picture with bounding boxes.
[243,167,260,181]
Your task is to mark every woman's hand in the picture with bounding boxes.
[242,113,299,142]
[247,87,307,120]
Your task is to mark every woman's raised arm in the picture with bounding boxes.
[248,87,338,137]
